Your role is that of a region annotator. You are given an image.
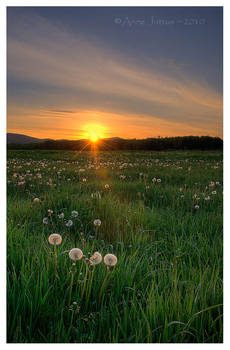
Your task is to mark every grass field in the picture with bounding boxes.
[7,150,223,343]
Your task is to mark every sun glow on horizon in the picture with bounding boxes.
[89,132,99,143]
[83,123,106,143]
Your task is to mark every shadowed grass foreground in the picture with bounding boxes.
[7,150,223,343]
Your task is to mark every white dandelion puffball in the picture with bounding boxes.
[66,220,73,227]
[94,219,101,227]
[90,252,102,265]
[71,210,78,217]
[69,248,83,261]
[33,197,40,203]
[48,233,62,245]
[104,254,118,267]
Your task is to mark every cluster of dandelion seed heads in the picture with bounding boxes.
[47,232,118,268]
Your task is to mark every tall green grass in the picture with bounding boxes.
[7,150,223,342]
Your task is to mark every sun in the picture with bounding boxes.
[89,130,99,143]
[83,123,105,143]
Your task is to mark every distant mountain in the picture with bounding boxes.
[7,133,125,144]
[7,133,53,144]
[103,137,124,141]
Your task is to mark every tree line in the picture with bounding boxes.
[7,136,223,151]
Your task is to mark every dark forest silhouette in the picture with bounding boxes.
[7,136,223,151]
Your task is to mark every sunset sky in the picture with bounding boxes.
[7,7,223,140]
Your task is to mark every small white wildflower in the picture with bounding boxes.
[71,210,78,217]
[195,205,200,209]
[105,184,110,189]
[58,213,65,219]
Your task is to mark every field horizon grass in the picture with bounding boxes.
[7,150,223,343]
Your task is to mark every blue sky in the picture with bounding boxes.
[7,7,223,139]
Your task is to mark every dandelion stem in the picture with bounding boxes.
[81,264,89,299]
[95,226,98,238]
[54,244,57,275]
[98,268,111,308]
[68,271,74,308]
[85,265,95,309]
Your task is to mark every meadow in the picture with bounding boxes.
[7,149,223,343]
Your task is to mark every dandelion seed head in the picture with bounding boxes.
[94,219,101,227]
[104,254,118,267]
[66,220,73,227]
[48,233,62,245]
[69,248,83,261]
[89,252,102,265]
[43,217,49,224]
[71,210,78,217]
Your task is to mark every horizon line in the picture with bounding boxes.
[7,132,223,141]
